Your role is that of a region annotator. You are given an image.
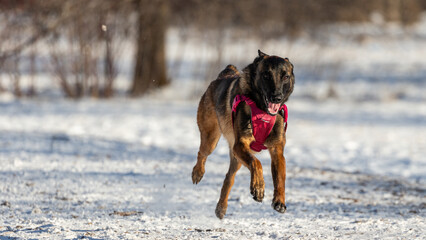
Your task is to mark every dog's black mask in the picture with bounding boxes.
[245,50,295,116]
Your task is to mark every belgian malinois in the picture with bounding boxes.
[192,50,295,219]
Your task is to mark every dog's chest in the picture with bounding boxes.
[249,109,277,152]
[232,95,279,152]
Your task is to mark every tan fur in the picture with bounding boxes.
[191,89,221,185]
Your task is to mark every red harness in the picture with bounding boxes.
[232,95,288,152]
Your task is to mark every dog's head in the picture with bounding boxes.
[246,50,295,115]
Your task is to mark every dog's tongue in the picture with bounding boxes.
[268,102,280,114]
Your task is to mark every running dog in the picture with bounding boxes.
[192,50,295,219]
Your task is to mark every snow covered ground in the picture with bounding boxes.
[0,96,424,239]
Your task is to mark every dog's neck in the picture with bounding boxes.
[239,65,265,111]
[241,65,255,93]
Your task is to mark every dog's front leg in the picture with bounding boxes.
[234,139,264,202]
[232,102,265,202]
[269,144,287,213]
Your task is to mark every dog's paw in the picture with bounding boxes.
[215,204,227,219]
[251,186,264,202]
[191,166,205,184]
[272,200,287,213]
[250,179,265,202]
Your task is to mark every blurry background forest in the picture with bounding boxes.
[0,0,426,100]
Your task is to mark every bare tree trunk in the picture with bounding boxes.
[103,24,115,98]
[28,45,37,96]
[11,55,22,97]
[0,77,4,93]
[130,0,169,97]
[50,43,76,98]
[384,0,402,22]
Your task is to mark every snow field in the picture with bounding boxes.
[0,98,424,239]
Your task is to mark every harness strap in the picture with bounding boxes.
[232,95,248,112]
[232,95,288,152]
[232,95,288,131]
[279,104,288,132]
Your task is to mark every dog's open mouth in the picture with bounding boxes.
[264,95,281,115]
[267,102,280,115]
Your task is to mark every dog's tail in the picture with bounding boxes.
[217,65,240,79]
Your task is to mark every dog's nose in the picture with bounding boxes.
[270,94,283,103]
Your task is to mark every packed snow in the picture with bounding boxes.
[0,96,424,239]
[1,18,426,239]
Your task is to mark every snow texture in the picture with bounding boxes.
[0,97,425,239]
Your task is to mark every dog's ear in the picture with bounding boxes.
[283,61,295,102]
[258,50,269,58]
[253,50,268,65]
[243,51,269,88]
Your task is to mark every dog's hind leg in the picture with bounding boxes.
[215,149,241,219]
[192,93,221,184]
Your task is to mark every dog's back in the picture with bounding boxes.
[217,65,240,79]
[203,65,242,143]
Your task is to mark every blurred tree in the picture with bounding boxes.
[131,0,169,96]
[1,0,426,98]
